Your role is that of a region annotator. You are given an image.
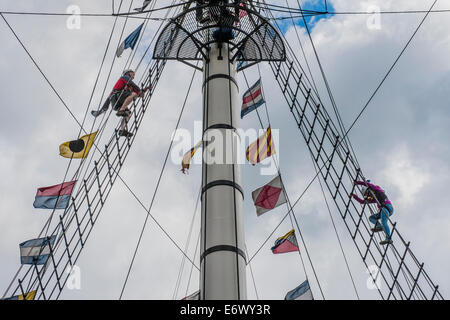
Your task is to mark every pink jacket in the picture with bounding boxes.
[352,181,392,208]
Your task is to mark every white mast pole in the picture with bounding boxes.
[200,1,247,300]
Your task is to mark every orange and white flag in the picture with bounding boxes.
[181,140,202,174]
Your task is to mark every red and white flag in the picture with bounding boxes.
[238,1,248,19]
[252,175,286,216]
[234,1,248,26]
[241,78,265,118]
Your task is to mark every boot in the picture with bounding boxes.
[118,129,133,138]
[380,239,393,245]
[116,109,131,117]
[371,226,384,233]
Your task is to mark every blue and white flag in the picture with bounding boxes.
[116,23,144,57]
[134,0,152,12]
[285,280,313,300]
[20,235,56,265]
[241,79,265,118]
[237,59,248,70]
[236,51,248,70]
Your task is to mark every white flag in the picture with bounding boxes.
[134,0,151,12]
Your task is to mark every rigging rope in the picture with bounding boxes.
[346,0,438,138]
[65,0,135,219]
[252,1,449,16]
[14,0,132,297]
[294,0,363,173]
[172,187,202,300]
[44,0,180,297]
[240,69,325,299]
[283,0,319,94]
[38,0,134,260]
[0,11,169,20]
[0,14,84,132]
[2,0,442,300]
[246,0,438,276]
[278,0,360,299]
[73,0,159,188]
[310,154,360,299]
[3,5,450,20]
[0,5,123,295]
[245,244,260,300]
[119,63,200,300]
[184,232,201,298]
[114,0,196,17]
[2,0,198,299]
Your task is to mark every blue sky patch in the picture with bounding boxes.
[276,0,335,33]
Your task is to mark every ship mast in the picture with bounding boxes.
[200,2,246,300]
[153,0,285,299]
[2,0,445,302]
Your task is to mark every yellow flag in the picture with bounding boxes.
[4,290,36,300]
[246,126,275,165]
[59,131,98,159]
[181,140,202,174]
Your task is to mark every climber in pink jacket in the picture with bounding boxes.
[350,180,394,245]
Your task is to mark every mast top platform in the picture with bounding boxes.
[153,1,286,63]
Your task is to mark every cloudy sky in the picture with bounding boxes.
[0,0,449,300]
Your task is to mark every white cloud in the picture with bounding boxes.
[381,144,431,208]
[0,0,448,300]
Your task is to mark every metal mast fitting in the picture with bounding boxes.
[153,0,285,300]
[153,0,286,68]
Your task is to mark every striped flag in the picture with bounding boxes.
[271,229,299,254]
[239,2,248,19]
[116,23,144,57]
[20,235,56,265]
[285,280,313,300]
[234,1,248,26]
[252,175,286,216]
[241,78,265,118]
[246,126,275,165]
[181,140,202,174]
[33,181,76,210]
